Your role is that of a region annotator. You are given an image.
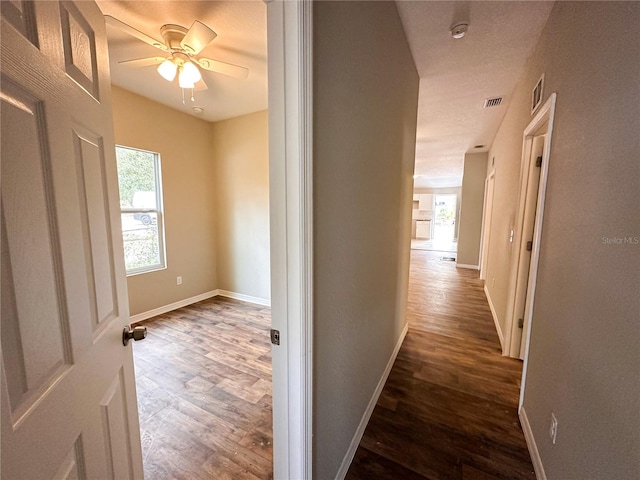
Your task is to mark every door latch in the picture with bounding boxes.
[270,329,280,346]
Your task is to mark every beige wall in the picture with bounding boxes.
[457,153,487,266]
[485,2,639,478]
[211,111,270,301]
[313,2,419,478]
[112,88,270,315]
[111,87,217,316]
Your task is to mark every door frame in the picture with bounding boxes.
[503,94,556,362]
[265,0,314,478]
[479,169,495,280]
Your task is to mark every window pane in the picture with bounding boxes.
[115,145,165,276]
[121,213,161,271]
[115,147,156,209]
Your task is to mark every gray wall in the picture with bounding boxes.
[486,2,639,478]
[313,1,419,478]
[457,153,487,267]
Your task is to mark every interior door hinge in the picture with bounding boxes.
[526,241,533,251]
[536,156,543,167]
[518,318,524,329]
[270,329,280,346]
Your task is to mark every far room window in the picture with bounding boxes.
[115,145,166,275]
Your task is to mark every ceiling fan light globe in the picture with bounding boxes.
[182,61,202,83]
[157,59,177,81]
[178,69,196,89]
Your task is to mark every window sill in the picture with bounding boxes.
[126,264,167,277]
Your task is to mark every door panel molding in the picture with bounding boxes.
[72,126,119,335]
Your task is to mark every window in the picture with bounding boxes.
[115,146,166,275]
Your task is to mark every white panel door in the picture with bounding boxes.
[1,1,144,478]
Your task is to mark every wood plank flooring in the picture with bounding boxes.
[346,250,535,480]
[132,296,273,479]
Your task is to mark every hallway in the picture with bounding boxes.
[346,250,534,479]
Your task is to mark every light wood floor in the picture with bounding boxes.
[132,297,273,479]
[411,238,458,254]
[346,250,535,479]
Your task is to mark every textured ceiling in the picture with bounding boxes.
[397,1,554,187]
[96,1,267,122]
[97,1,553,181]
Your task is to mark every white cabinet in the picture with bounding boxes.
[416,220,431,239]
[418,194,433,211]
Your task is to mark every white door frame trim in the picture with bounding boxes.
[265,1,314,478]
[479,169,495,280]
[503,93,557,411]
[518,93,556,407]
[504,93,556,359]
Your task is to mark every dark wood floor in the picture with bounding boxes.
[133,251,532,479]
[132,296,273,479]
[346,250,535,480]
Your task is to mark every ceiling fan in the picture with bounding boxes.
[105,15,249,100]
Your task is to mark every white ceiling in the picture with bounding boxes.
[97,1,553,186]
[397,1,554,188]
[96,1,267,122]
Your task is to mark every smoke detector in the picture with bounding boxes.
[450,22,469,39]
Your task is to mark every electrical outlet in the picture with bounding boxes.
[549,413,558,444]
[176,276,182,285]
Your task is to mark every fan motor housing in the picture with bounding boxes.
[160,24,188,50]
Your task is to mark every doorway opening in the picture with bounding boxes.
[433,194,457,241]
[411,192,459,254]
[97,2,277,478]
[429,193,458,253]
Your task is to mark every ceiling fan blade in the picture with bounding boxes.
[181,21,217,55]
[105,15,167,52]
[118,56,166,68]
[195,58,249,79]
[194,77,208,92]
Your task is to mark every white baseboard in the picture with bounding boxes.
[484,285,504,350]
[456,263,479,270]
[334,322,409,480]
[216,289,271,307]
[129,289,271,324]
[129,290,218,324]
[520,406,546,480]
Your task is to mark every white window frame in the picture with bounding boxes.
[115,145,167,276]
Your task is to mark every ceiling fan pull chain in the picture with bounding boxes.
[191,88,195,102]
[182,88,185,105]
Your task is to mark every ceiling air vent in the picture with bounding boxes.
[483,97,503,108]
